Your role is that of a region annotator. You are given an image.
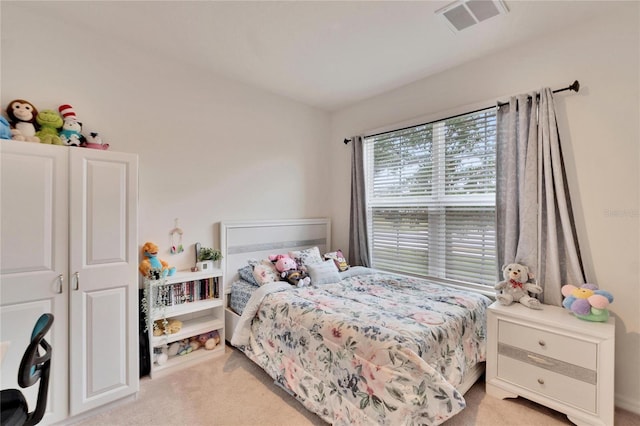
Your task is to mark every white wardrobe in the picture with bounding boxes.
[0,140,139,424]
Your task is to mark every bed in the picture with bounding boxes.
[221,218,491,425]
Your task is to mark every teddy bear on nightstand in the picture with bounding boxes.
[494,263,543,309]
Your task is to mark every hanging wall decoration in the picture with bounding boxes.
[170,219,184,254]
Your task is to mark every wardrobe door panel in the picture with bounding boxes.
[0,141,69,424]
[68,149,138,415]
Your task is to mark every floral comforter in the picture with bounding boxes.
[231,271,491,425]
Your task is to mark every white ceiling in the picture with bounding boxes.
[17,1,625,111]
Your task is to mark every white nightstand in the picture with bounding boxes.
[486,301,615,426]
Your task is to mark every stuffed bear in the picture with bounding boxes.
[494,263,543,309]
[561,283,613,322]
[272,254,310,287]
[35,109,63,145]
[6,99,40,142]
[139,241,176,278]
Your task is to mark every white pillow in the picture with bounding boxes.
[339,266,376,279]
[307,260,341,285]
[289,246,323,266]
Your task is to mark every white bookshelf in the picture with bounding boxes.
[145,269,225,378]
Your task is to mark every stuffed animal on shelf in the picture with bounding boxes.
[6,99,40,142]
[167,339,192,357]
[58,104,85,147]
[561,283,613,322]
[139,241,176,278]
[153,346,168,366]
[494,263,543,309]
[271,254,310,287]
[198,330,220,350]
[35,109,63,145]
[152,318,182,336]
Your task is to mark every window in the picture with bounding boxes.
[363,108,497,288]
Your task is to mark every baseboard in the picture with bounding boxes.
[58,393,138,425]
[616,393,640,415]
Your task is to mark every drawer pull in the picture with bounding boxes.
[538,340,546,347]
[537,378,545,385]
[527,354,554,366]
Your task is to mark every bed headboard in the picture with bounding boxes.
[220,218,331,292]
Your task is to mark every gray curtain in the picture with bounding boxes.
[348,136,370,267]
[496,88,585,306]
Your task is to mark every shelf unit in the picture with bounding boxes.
[145,269,225,378]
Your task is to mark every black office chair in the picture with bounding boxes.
[1,313,54,426]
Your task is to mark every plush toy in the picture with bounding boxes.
[83,131,110,150]
[153,346,168,365]
[58,104,85,146]
[35,109,63,145]
[494,263,543,309]
[198,330,220,350]
[189,336,201,351]
[152,318,182,336]
[6,99,40,142]
[167,339,192,356]
[0,116,11,140]
[561,283,613,322]
[271,254,310,287]
[176,339,193,356]
[139,241,177,278]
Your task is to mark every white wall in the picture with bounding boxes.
[1,3,331,272]
[330,4,640,411]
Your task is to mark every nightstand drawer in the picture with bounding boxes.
[498,320,596,369]
[498,355,596,412]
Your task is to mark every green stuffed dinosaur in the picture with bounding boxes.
[35,109,63,145]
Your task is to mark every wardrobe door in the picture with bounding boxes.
[0,141,69,423]
[68,148,139,415]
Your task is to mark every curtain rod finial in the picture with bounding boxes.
[570,80,580,92]
[344,138,351,145]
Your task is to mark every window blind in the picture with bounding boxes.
[364,108,497,287]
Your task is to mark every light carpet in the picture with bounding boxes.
[75,345,639,426]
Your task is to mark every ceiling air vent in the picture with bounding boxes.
[436,0,508,32]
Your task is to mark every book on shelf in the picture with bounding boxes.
[150,277,219,308]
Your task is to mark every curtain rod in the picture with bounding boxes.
[343,80,580,144]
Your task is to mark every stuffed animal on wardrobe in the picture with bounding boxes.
[6,99,40,142]
[35,109,63,145]
[58,104,85,147]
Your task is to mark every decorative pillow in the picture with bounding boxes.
[323,249,349,272]
[289,246,323,267]
[252,260,279,286]
[339,266,375,279]
[237,265,260,287]
[307,260,341,285]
